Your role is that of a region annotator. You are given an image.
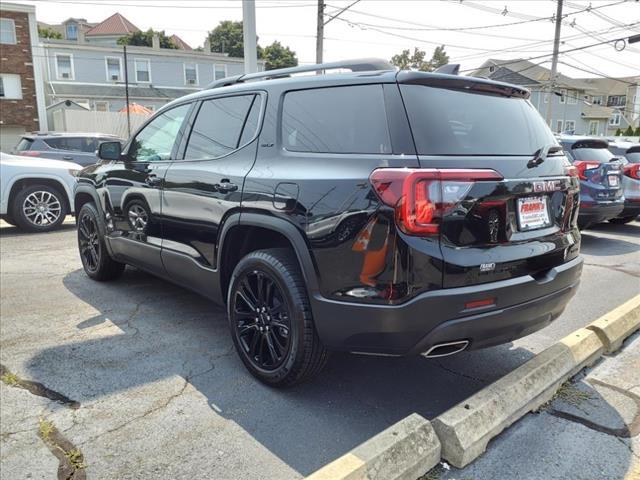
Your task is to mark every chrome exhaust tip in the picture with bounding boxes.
[423,340,469,358]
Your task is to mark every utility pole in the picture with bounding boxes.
[316,0,324,64]
[123,45,131,138]
[242,0,258,73]
[316,0,360,65]
[545,0,564,127]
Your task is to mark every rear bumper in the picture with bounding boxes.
[578,201,624,225]
[620,199,640,218]
[312,256,583,355]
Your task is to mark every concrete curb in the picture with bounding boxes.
[432,327,603,468]
[586,294,640,354]
[306,414,441,480]
[305,295,640,479]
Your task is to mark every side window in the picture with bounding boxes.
[238,95,262,146]
[129,104,190,162]
[282,85,391,154]
[184,94,255,160]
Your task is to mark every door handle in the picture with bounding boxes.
[145,175,163,187]
[62,156,73,161]
[214,180,238,193]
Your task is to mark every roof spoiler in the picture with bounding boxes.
[205,58,394,90]
[434,64,460,75]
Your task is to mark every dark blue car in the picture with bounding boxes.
[559,136,624,229]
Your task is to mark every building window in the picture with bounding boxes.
[94,101,109,112]
[55,54,74,80]
[567,91,578,105]
[591,95,603,105]
[0,74,22,99]
[214,64,227,81]
[564,120,575,133]
[0,18,16,44]
[609,112,621,126]
[556,120,563,133]
[558,89,566,104]
[184,63,198,86]
[589,120,598,135]
[66,23,78,41]
[135,59,151,83]
[607,95,626,107]
[105,57,122,82]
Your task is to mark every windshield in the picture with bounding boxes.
[400,84,556,155]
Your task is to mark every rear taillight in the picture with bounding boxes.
[369,168,503,236]
[19,151,40,157]
[573,160,600,180]
[623,163,640,180]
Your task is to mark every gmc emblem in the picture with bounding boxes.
[533,180,562,193]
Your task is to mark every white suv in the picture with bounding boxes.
[0,152,82,232]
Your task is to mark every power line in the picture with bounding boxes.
[29,0,318,8]
[557,60,639,84]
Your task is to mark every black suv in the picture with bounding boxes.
[75,59,583,387]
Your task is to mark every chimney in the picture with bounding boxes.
[152,33,160,50]
[204,38,211,54]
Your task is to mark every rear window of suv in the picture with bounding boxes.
[44,137,97,153]
[282,84,391,154]
[570,147,615,163]
[400,85,556,156]
[15,137,33,151]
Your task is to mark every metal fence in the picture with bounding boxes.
[51,110,150,139]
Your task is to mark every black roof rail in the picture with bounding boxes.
[205,57,394,89]
[434,64,460,75]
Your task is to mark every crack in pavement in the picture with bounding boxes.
[548,379,640,439]
[434,361,488,384]
[77,362,217,446]
[0,364,80,409]
[583,262,640,278]
[38,418,86,480]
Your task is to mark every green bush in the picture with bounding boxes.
[623,126,634,136]
[615,128,622,136]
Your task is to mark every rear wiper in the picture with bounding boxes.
[528,144,562,168]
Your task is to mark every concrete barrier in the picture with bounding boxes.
[306,413,440,480]
[432,328,604,468]
[587,294,640,354]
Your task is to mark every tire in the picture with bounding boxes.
[227,248,329,387]
[77,202,126,281]
[11,184,68,232]
[609,216,637,225]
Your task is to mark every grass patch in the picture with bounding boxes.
[65,449,86,470]
[1,372,20,386]
[553,382,593,407]
[38,418,55,442]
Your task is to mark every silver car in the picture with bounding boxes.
[12,132,124,167]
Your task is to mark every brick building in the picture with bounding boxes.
[0,2,47,152]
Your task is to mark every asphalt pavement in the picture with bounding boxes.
[0,218,638,479]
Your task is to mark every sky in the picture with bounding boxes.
[21,0,640,78]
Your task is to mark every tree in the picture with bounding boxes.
[262,41,298,70]
[635,126,640,136]
[391,45,449,72]
[38,26,62,39]
[615,128,622,136]
[118,29,177,49]
[206,20,298,69]
[207,20,245,57]
[623,125,634,136]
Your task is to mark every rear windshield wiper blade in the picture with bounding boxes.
[528,144,562,168]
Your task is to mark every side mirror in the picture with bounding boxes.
[98,141,122,161]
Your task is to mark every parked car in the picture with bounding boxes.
[75,59,583,386]
[608,141,640,224]
[13,132,124,167]
[558,136,624,229]
[0,152,81,232]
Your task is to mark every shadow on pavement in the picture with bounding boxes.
[579,231,640,257]
[27,267,541,475]
[0,222,76,238]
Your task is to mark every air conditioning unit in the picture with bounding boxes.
[111,75,119,81]
[61,72,70,79]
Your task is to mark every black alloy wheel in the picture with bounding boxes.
[78,211,101,273]
[232,269,291,370]
[228,248,329,387]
